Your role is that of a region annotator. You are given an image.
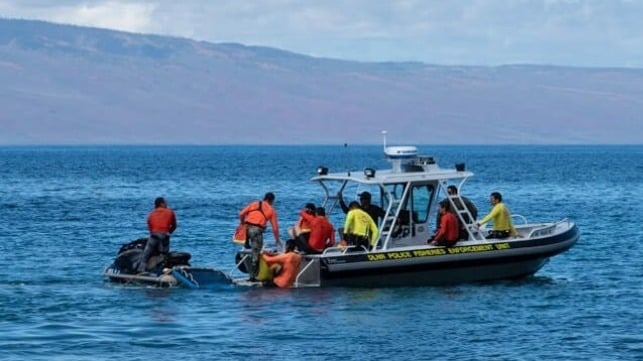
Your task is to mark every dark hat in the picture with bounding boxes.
[264,192,275,201]
[358,191,371,200]
[304,203,316,211]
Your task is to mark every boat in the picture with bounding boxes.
[233,133,579,287]
[104,237,229,288]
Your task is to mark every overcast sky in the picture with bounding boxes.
[2,0,642,67]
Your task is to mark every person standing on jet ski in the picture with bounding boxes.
[137,197,177,273]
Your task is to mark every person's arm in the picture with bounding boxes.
[239,202,251,223]
[328,224,336,247]
[465,198,478,219]
[338,193,349,214]
[368,218,379,246]
[300,210,315,223]
[269,211,281,245]
[343,211,354,233]
[433,215,448,242]
[376,205,386,220]
[477,204,500,226]
[169,211,177,234]
[262,251,286,266]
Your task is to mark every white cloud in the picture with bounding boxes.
[1,0,643,66]
[53,2,156,32]
[1,1,156,33]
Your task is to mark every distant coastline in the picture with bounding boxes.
[1,18,642,145]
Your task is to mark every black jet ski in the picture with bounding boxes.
[103,237,226,288]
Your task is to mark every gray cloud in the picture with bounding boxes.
[1,0,642,66]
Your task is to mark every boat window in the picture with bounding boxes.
[410,184,434,223]
[381,183,434,224]
[341,183,382,206]
[382,183,407,210]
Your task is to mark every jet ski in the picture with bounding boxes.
[103,237,226,288]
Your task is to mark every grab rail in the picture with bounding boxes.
[526,218,570,238]
[229,252,249,278]
[294,258,320,287]
[511,214,528,225]
[322,245,367,255]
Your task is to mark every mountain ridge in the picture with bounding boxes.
[1,18,641,145]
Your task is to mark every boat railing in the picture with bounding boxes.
[378,185,410,250]
[526,218,570,238]
[229,251,249,279]
[295,257,321,287]
[322,245,368,255]
[512,214,528,225]
[440,180,486,242]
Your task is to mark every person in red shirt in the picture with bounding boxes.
[287,203,315,247]
[262,241,302,288]
[239,192,281,280]
[429,201,459,247]
[295,206,335,253]
[137,197,177,272]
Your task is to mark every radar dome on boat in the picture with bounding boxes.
[384,146,418,159]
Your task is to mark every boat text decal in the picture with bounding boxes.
[367,242,511,261]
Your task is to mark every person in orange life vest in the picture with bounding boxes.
[239,192,281,280]
[428,200,459,247]
[287,203,315,248]
[262,240,302,288]
[295,206,335,254]
[137,197,177,272]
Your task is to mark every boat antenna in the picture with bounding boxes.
[344,142,350,176]
[382,130,388,152]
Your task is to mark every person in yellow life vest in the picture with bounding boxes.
[343,201,379,250]
[476,191,516,239]
[261,240,302,288]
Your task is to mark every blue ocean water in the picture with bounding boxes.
[0,145,641,361]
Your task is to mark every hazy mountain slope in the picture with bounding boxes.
[1,18,641,145]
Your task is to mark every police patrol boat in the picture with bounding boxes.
[234,133,580,287]
[104,237,229,288]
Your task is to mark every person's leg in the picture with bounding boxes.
[157,233,170,254]
[137,236,160,273]
[293,233,314,253]
[486,230,509,239]
[246,226,264,280]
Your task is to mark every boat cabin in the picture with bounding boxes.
[313,144,480,251]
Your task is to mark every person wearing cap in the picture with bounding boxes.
[343,201,379,250]
[338,191,386,225]
[137,197,177,273]
[239,192,282,280]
